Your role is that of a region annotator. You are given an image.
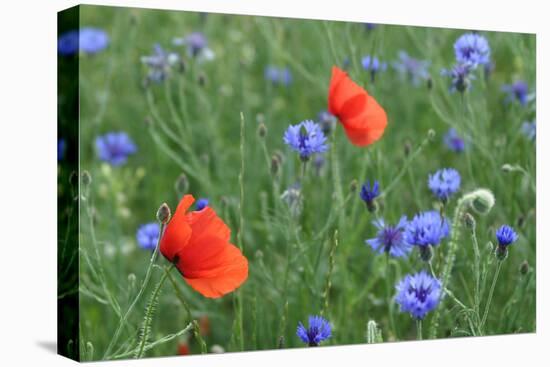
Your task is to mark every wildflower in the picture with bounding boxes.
[177,342,190,355]
[361,55,387,82]
[428,168,461,201]
[395,271,442,320]
[173,32,214,62]
[496,225,518,246]
[95,132,137,166]
[196,198,209,211]
[364,23,377,31]
[443,128,466,153]
[405,210,450,248]
[136,222,160,251]
[141,44,180,83]
[502,80,530,106]
[58,27,109,56]
[392,51,430,86]
[58,139,66,161]
[495,224,518,261]
[328,66,387,146]
[317,110,337,135]
[281,184,303,218]
[441,63,475,93]
[283,120,328,161]
[521,120,536,141]
[160,195,248,298]
[359,180,380,212]
[454,33,490,68]
[366,216,412,257]
[264,66,293,86]
[296,315,332,346]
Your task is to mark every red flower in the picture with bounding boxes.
[177,343,190,355]
[160,195,248,298]
[328,66,387,146]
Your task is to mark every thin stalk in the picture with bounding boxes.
[471,227,481,315]
[103,223,165,359]
[480,261,503,332]
[380,131,432,199]
[135,265,173,358]
[165,270,207,353]
[416,319,423,340]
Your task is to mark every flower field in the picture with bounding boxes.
[57,5,536,361]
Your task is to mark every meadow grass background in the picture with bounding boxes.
[65,4,535,361]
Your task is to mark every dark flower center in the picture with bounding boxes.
[382,226,402,252]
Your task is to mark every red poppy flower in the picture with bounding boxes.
[160,195,248,298]
[177,343,190,355]
[328,66,387,146]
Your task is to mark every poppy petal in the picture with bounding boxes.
[178,236,248,298]
[184,206,231,242]
[328,66,370,119]
[159,195,195,262]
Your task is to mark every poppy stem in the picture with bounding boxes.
[165,269,208,354]
[103,222,165,359]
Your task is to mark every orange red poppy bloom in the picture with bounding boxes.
[160,195,248,298]
[328,66,387,146]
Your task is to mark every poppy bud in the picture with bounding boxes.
[278,336,285,349]
[257,122,267,139]
[81,170,92,186]
[198,72,207,87]
[271,154,281,177]
[463,212,476,231]
[501,163,515,173]
[350,179,358,193]
[403,139,412,157]
[156,203,171,224]
[427,129,436,141]
[519,260,529,275]
[175,173,189,195]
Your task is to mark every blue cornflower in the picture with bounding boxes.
[443,128,466,153]
[283,120,328,161]
[366,216,413,258]
[405,210,450,248]
[95,132,137,166]
[58,27,109,56]
[264,66,293,86]
[395,270,442,320]
[392,51,430,86]
[502,81,530,106]
[428,168,461,201]
[496,225,518,246]
[317,110,337,135]
[58,139,66,161]
[441,63,475,93]
[521,120,536,141]
[454,33,490,68]
[141,44,180,83]
[58,30,79,56]
[360,180,380,212]
[173,32,214,61]
[136,222,160,251]
[361,55,387,82]
[364,23,377,31]
[196,198,209,210]
[296,315,332,346]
